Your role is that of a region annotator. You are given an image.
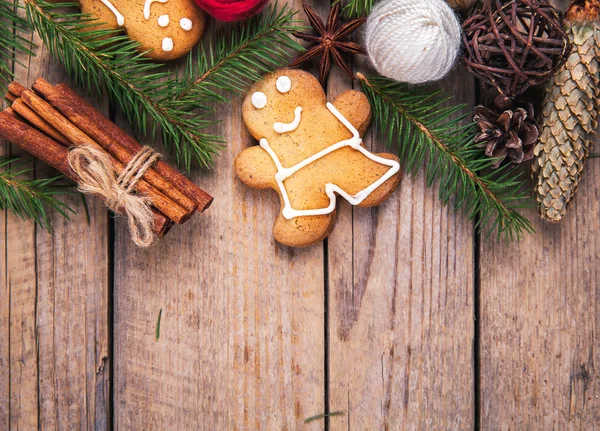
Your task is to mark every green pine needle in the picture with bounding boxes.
[0,0,35,89]
[342,0,375,18]
[358,74,534,241]
[23,0,303,171]
[155,308,162,342]
[0,157,73,230]
[304,411,346,423]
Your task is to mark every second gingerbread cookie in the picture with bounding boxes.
[235,69,402,248]
[80,0,205,61]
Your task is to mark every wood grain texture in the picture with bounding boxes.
[0,137,7,431]
[0,9,111,429]
[479,2,598,428]
[34,65,111,429]
[479,113,600,429]
[113,2,324,429]
[2,24,42,431]
[327,60,477,429]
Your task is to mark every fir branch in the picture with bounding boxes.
[0,157,73,230]
[176,4,304,102]
[23,0,302,171]
[0,0,35,89]
[341,0,375,18]
[358,74,533,241]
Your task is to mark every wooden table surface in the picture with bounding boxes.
[1,0,599,429]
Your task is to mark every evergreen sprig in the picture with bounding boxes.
[0,0,35,89]
[23,0,302,171]
[358,74,533,241]
[0,157,73,229]
[342,0,375,18]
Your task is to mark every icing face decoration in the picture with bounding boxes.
[274,106,302,134]
[158,14,170,27]
[251,92,267,109]
[276,75,292,93]
[100,0,124,26]
[235,69,401,247]
[180,18,193,31]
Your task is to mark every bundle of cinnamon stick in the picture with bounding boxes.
[0,78,213,239]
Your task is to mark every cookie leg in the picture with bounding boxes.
[273,212,336,247]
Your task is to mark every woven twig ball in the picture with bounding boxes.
[462,0,570,98]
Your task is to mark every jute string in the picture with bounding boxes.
[68,145,161,247]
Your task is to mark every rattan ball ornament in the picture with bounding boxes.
[462,0,570,98]
[365,0,462,84]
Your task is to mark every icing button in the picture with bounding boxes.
[180,18,193,31]
[162,37,174,52]
[158,14,169,27]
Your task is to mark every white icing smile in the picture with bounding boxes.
[273,106,302,133]
[260,102,400,220]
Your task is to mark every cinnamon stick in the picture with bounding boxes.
[11,98,71,146]
[7,82,27,98]
[20,90,191,224]
[31,79,213,212]
[0,109,172,236]
[11,82,199,214]
[0,109,74,179]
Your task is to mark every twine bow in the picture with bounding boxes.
[68,145,160,247]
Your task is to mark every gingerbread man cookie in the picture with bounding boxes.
[78,0,205,61]
[235,69,401,248]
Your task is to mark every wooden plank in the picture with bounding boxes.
[34,75,111,431]
[113,1,325,429]
[327,58,476,428]
[1,6,111,429]
[2,23,42,431]
[479,165,600,430]
[479,1,598,428]
[0,141,7,431]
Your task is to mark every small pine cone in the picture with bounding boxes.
[534,0,600,222]
[474,97,539,168]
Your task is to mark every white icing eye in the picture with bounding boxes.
[158,14,169,27]
[276,76,292,93]
[180,18,193,31]
[162,37,174,52]
[251,92,267,109]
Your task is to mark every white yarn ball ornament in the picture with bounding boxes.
[365,0,462,84]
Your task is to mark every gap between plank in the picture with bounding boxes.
[323,237,330,431]
[473,82,483,431]
[107,102,117,431]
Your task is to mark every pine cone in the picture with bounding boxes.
[474,100,539,168]
[534,0,600,222]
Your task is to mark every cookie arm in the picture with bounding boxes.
[235,146,277,189]
[331,90,372,136]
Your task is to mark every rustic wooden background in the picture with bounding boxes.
[1,0,599,429]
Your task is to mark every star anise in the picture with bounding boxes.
[290,1,366,85]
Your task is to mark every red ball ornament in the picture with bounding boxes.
[194,0,269,21]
